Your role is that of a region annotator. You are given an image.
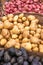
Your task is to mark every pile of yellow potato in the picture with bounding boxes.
[0,13,43,53]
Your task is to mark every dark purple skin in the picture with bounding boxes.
[0,47,43,65]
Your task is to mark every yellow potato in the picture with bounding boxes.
[7,14,14,18]
[32,47,38,52]
[8,17,13,22]
[0,34,3,40]
[13,15,18,22]
[0,38,7,46]
[24,20,29,26]
[2,29,10,39]
[22,38,29,43]
[36,28,41,34]
[18,13,24,19]
[30,36,40,44]
[4,20,13,29]
[21,42,31,51]
[14,43,20,49]
[2,16,7,21]
[22,17,26,21]
[41,40,43,44]
[41,29,43,40]
[31,44,37,48]
[18,18,22,23]
[0,21,4,29]
[27,15,36,21]
[19,34,23,40]
[34,33,40,38]
[39,44,43,53]
[5,39,16,48]
[12,34,18,39]
[23,30,29,38]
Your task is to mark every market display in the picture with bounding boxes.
[0,13,43,53]
[0,47,43,65]
[4,0,43,14]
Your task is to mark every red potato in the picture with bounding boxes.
[4,0,43,14]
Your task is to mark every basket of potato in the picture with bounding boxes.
[0,13,43,56]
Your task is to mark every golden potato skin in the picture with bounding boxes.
[0,13,43,53]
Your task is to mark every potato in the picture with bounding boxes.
[39,44,43,53]
[4,20,13,29]
[38,24,41,28]
[21,42,31,51]
[18,18,22,23]
[0,38,7,46]
[41,40,43,44]
[18,13,24,19]
[13,15,18,22]
[14,43,20,49]
[36,28,41,34]
[30,31,35,35]
[31,44,37,48]
[12,34,18,39]
[7,14,14,18]
[22,17,26,21]
[22,38,29,43]
[30,36,40,44]
[30,23,37,31]
[5,39,16,48]
[14,22,17,25]
[24,26,30,31]
[19,34,23,40]
[2,16,7,21]
[17,23,24,29]
[0,21,4,29]
[15,39,19,43]
[27,15,36,21]
[0,34,3,40]
[32,47,38,52]
[12,25,20,34]
[41,29,43,40]
[8,17,13,22]
[2,29,10,39]
[34,33,40,38]
[31,19,39,23]
[23,30,29,38]
[24,20,29,26]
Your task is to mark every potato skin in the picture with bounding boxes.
[0,13,43,53]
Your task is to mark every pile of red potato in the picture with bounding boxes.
[4,0,43,14]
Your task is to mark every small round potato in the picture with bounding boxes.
[4,20,13,29]
[22,38,29,43]
[24,20,29,26]
[27,15,36,21]
[22,17,26,21]
[12,34,18,39]
[21,42,31,51]
[18,18,22,23]
[13,15,18,22]
[14,43,20,49]
[2,16,7,21]
[0,38,7,46]
[5,39,16,48]
[32,47,38,52]
[7,14,14,18]
[2,29,10,39]
[39,44,43,53]
[18,13,24,19]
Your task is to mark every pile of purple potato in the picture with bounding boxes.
[0,47,43,65]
